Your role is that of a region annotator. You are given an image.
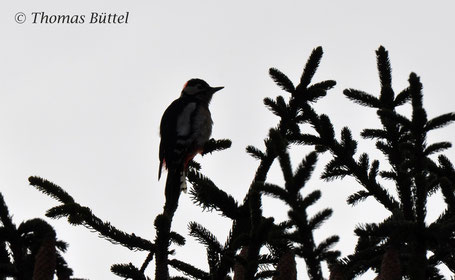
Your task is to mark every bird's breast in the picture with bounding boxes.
[192,105,213,146]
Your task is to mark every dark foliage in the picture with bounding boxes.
[2,45,450,280]
[0,192,81,279]
[294,46,455,279]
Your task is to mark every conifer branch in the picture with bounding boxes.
[188,222,223,256]
[347,190,371,206]
[379,170,396,180]
[263,49,341,279]
[272,135,293,186]
[315,236,340,258]
[0,193,16,234]
[0,193,23,279]
[188,170,240,219]
[140,252,154,274]
[292,133,322,146]
[425,113,455,132]
[252,132,278,184]
[306,87,328,103]
[424,142,452,156]
[29,176,75,204]
[343,89,381,108]
[301,190,322,209]
[299,46,323,89]
[168,259,210,279]
[361,129,388,140]
[377,109,412,129]
[0,242,13,275]
[358,153,369,171]
[308,209,333,230]
[201,138,232,155]
[55,252,77,279]
[393,88,411,106]
[188,222,222,273]
[258,182,289,202]
[308,80,337,92]
[170,232,186,247]
[340,127,357,156]
[111,263,148,280]
[45,203,154,251]
[376,46,393,90]
[246,145,266,161]
[269,68,295,94]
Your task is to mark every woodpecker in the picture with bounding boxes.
[158,78,223,192]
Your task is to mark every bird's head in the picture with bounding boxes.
[181,78,223,103]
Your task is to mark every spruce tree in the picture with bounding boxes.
[288,46,455,279]
[27,47,339,280]
[0,192,78,279]
[11,45,454,279]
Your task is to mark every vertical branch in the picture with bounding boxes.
[407,73,428,280]
[155,168,182,280]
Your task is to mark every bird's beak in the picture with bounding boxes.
[210,86,224,94]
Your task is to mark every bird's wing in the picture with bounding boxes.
[159,98,196,179]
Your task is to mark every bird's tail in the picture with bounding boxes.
[158,160,164,180]
[165,165,187,205]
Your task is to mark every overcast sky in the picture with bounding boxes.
[1,1,455,279]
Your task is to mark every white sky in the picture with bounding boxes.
[1,1,455,279]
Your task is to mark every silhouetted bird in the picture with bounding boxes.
[158,78,223,192]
